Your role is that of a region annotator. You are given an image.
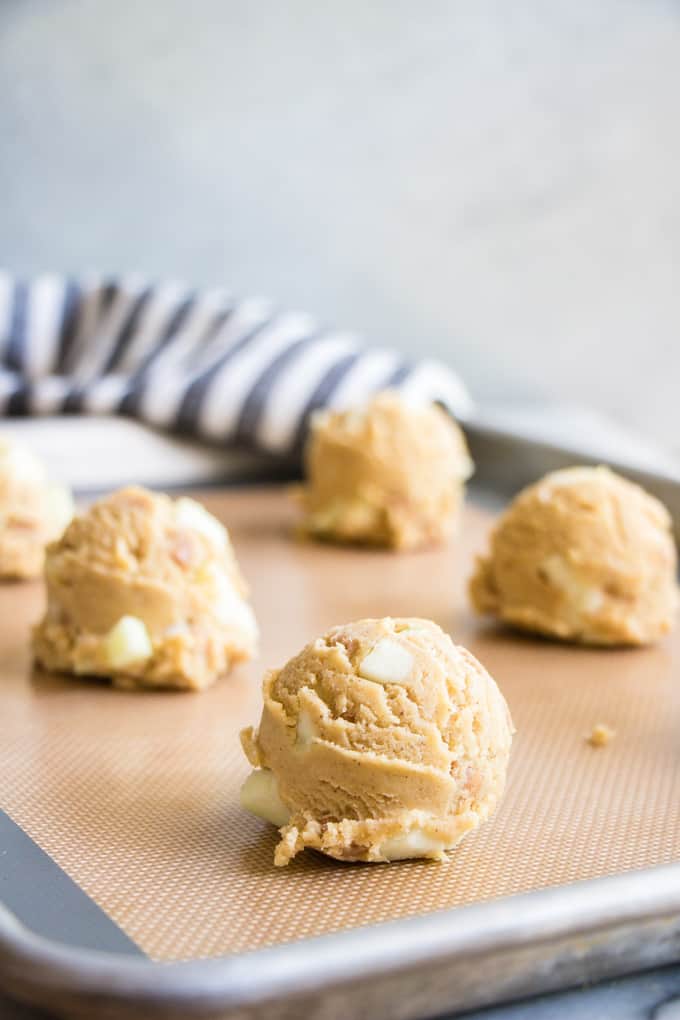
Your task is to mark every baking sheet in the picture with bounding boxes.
[1,487,679,962]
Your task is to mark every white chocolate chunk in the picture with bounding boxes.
[359,638,414,684]
[207,564,258,640]
[309,496,376,534]
[175,497,227,549]
[240,769,290,827]
[459,455,475,482]
[296,707,317,748]
[104,616,153,669]
[46,484,74,536]
[379,827,450,861]
[542,555,604,615]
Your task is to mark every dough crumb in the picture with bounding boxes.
[586,723,616,748]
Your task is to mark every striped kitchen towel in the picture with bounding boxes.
[0,272,472,457]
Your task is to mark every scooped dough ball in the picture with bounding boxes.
[33,487,258,690]
[0,436,73,579]
[470,466,678,646]
[297,391,473,550]
[240,617,513,866]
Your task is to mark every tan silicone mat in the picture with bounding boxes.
[1,487,679,962]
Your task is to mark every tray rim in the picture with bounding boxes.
[2,860,680,1017]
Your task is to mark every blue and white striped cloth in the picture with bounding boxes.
[0,273,472,457]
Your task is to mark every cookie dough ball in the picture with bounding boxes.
[0,436,73,579]
[298,391,473,550]
[470,466,678,646]
[33,487,257,690]
[240,617,513,866]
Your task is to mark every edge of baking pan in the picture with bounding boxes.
[2,418,679,1017]
[1,861,680,1020]
[463,416,680,538]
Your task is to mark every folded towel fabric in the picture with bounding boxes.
[0,273,472,457]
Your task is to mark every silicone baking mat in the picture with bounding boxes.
[1,487,679,962]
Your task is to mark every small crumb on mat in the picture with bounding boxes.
[586,723,616,748]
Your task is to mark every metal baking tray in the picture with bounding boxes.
[1,482,679,1020]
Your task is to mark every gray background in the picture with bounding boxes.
[1,0,679,447]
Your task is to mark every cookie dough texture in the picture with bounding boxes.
[298,391,473,550]
[0,436,73,579]
[240,617,513,866]
[33,487,257,690]
[470,467,678,646]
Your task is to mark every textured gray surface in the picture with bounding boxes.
[460,969,680,1019]
[1,0,680,446]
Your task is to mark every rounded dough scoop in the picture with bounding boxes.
[470,466,678,646]
[297,390,473,550]
[240,617,513,865]
[33,487,258,690]
[0,436,73,580]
